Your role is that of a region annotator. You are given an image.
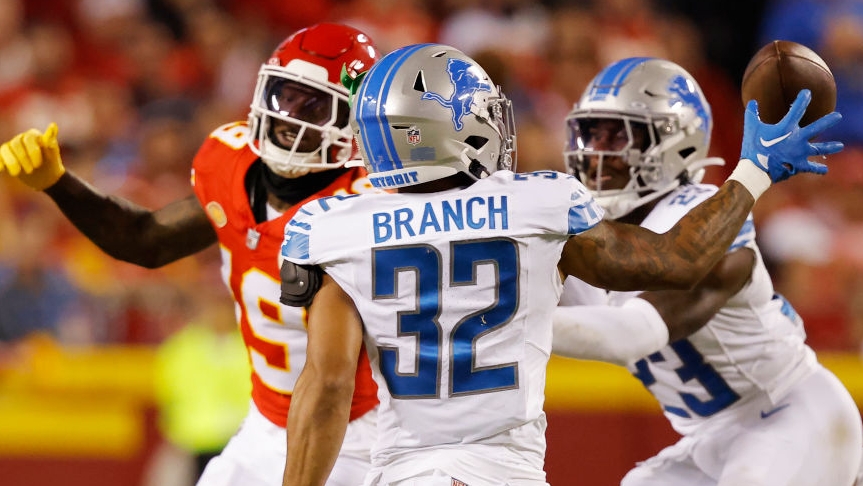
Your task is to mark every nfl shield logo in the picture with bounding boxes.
[407,126,421,145]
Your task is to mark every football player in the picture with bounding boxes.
[277,45,843,485]
[553,57,863,486]
[0,23,381,486]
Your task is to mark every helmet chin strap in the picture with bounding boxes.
[597,192,641,220]
[261,138,322,177]
[599,179,681,220]
[459,148,491,180]
[599,157,726,219]
[267,163,312,178]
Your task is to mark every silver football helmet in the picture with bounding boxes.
[350,43,516,189]
[564,57,723,219]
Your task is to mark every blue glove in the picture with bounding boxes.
[741,89,844,183]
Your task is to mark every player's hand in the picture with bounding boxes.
[0,122,66,191]
[741,89,843,183]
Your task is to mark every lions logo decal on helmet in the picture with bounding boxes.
[421,58,493,131]
[668,74,711,142]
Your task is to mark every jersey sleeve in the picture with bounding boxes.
[505,170,604,237]
[565,176,605,235]
[192,122,250,174]
[281,205,316,265]
[648,184,755,254]
[280,194,363,265]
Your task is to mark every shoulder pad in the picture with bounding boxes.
[279,261,323,307]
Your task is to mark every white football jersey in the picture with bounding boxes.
[282,170,604,466]
[561,183,818,437]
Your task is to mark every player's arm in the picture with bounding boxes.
[0,123,216,268]
[560,184,751,291]
[283,273,361,486]
[554,248,755,365]
[46,173,215,267]
[561,89,842,291]
[638,247,755,341]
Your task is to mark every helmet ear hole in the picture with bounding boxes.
[465,135,488,150]
[413,72,427,92]
[678,146,696,160]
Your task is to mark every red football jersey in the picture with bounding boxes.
[191,121,378,427]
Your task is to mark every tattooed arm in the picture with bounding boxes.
[559,181,753,292]
[45,171,217,268]
[560,88,844,291]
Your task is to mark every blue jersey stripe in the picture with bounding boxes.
[567,185,604,234]
[281,220,311,261]
[773,293,801,323]
[729,218,755,252]
[356,44,431,173]
[588,57,652,101]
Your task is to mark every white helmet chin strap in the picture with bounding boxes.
[261,138,319,177]
[598,157,726,219]
[594,193,637,220]
[597,180,680,219]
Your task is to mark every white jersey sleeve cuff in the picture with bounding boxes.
[552,297,669,366]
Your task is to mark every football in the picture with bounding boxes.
[740,40,836,126]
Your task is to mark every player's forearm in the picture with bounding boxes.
[44,171,216,267]
[563,181,752,291]
[283,373,354,486]
[638,246,755,341]
[661,180,754,284]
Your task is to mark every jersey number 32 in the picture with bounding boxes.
[373,239,519,399]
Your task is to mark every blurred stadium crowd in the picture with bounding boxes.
[0,0,862,357]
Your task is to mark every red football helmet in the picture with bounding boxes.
[248,23,379,177]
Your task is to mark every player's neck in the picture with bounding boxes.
[267,192,292,213]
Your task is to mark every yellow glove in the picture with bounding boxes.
[0,122,66,191]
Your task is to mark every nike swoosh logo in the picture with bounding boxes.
[760,133,791,147]
[760,403,790,419]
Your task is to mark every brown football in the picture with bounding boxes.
[741,40,836,126]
